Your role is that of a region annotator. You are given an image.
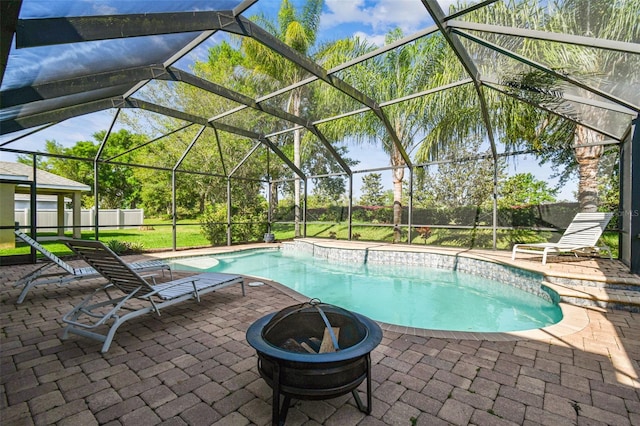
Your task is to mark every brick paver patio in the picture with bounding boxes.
[2,242,640,425]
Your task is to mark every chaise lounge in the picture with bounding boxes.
[62,239,245,353]
[511,212,614,265]
[13,230,172,303]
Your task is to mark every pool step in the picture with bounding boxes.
[545,281,640,312]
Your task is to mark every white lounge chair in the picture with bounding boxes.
[13,230,171,304]
[62,239,245,353]
[511,212,614,265]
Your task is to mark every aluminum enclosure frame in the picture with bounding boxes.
[1,0,638,271]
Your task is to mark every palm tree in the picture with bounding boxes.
[423,0,640,212]
[240,0,324,236]
[333,30,465,242]
[542,0,639,211]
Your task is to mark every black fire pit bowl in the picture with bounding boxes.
[246,300,382,426]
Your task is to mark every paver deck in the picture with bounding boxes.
[2,240,640,425]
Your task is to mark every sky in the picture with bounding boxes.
[0,0,578,201]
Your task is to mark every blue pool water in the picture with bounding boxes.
[171,249,562,332]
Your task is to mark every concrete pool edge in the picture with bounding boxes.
[261,277,589,343]
[159,239,591,342]
[282,238,600,341]
[282,240,590,342]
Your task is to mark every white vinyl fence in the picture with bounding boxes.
[15,208,144,231]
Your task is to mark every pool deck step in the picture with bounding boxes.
[545,281,640,312]
[465,243,640,312]
[508,254,640,312]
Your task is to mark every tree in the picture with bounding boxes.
[441,0,639,212]
[307,144,358,205]
[542,0,637,212]
[240,0,324,236]
[498,173,558,208]
[331,30,460,242]
[123,42,269,219]
[18,130,144,209]
[360,173,385,206]
[417,142,501,210]
[596,147,620,214]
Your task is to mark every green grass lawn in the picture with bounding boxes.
[272,222,619,257]
[3,220,619,259]
[4,220,209,258]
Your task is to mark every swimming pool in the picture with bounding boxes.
[170,248,562,332]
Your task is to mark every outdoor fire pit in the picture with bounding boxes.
[246,299,383,425]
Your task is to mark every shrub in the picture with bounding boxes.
[416,226,432,244]
[106,239,144,255]
[200,202,268,245]
[352,206,393,223]
[200,204,228,246]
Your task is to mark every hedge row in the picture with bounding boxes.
[274,202,583,228]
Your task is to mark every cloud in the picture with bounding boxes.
[352,31,387,47]
[436,0,459,14]
[90,3,119,15]
[320,0,436,47]
[322,0,432,34]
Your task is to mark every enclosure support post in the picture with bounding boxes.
[93,109,120,241]
[30,156,37,262]
[93,160,99,241]
[227,177,232,246]
[624,116,640,273]
[492,157,498,250]
[408,167,413,244]
[303,178,307,238]
[348,174,353,240]
[267,179,272,233]
[171,170,177,251]
[267,149,271,234]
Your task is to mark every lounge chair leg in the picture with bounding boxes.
[16,282,37,304]
[14,263,57,304]
[101,331,117,353]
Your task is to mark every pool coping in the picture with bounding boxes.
[303,240,637,281]
[161,239,592,343]
[253,277,589,343]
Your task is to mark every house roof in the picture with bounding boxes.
[0,161,91,194]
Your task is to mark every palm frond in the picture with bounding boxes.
[284,20,311,53]
[301,0,323,46]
